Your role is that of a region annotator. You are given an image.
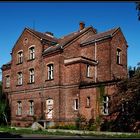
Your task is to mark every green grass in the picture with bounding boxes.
[0,126,140,138]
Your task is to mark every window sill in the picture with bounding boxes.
[86,76,93,79]
[85,106,91,108]
[101,113,109,116]
[27,82,35,85]
[5,87,10,89]
[27,58,35,62]
[74,109,78,111]
[45,79,54,82]
[27,115,34,117]
[16,84,23,87]
[16,62,23,65]
[117,63,123,66]
[16,115,22,117]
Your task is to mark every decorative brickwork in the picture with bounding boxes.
[2,23,127,127]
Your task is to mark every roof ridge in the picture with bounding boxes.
[81,27,120,45]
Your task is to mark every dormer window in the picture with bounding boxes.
[29,46,35,60]
[17,51,23,64]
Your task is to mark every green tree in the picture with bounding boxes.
[0,81,10,125]
[101,67,140,132]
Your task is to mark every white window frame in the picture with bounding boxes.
[102,96,109,115]
[6,75,10,88]
[29,100,34,116]
[29,68,34,83]
[29,46,35,60]
[87,64,90,77]
[74,99,79,110]
[17,101,22,115]
[17,50,23,64]
[117,49,121,64]
[48,64,54,80]
[17,72,23,85]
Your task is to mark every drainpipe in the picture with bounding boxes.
[95,41,97,82]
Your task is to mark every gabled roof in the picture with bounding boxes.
[26,28,58,43]
[81,27,120,46]
[43,26,93,55]
[58,26,92,47]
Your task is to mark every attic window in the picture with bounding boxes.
[23,38,28,45]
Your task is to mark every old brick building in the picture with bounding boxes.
[2,22,128,127]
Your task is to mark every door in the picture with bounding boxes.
[45,99,53,119]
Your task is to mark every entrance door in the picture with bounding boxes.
[45,99,53,119]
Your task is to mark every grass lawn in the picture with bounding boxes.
[0,126,140,138]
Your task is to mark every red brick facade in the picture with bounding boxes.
[2,22,128,127]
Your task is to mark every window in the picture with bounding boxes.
[48,64,54,80]
[17,72,23,85]
[17,51,23,64]
[102,96,109,115]
[17,101,22,116]
[74,99,79,110]
[29,100,34,116]
[29,68,34,83]
[86,64,90,77]
[86,96,90,107]
[29,47,35,60]
[116,49,121,64]
[6,75,10,88]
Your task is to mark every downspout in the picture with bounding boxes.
[95,41,97,82]
[58,53,61,123]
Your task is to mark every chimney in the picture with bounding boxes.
[79,22,85,30]
[45,31,54,37]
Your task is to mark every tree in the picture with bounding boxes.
[0,81,10,125]
[101,68,140,132]
[136,2,140,20]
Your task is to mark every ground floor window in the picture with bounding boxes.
[29,100,34,116]
[86,96,90,107]
[102,96,109,115]
[74,99,79,110]
[16,101,22,115]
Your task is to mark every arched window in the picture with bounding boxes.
[17,101,22,116]
[17,50,23,64]
[17,72,23,85]
[5,75,10,88]
[29,46,35,60]
[102,96,109,115]
[29,68,34,83]
[86,64,90,77]
[29,100,34,116]
[116,48,121,64]
[47,64,54,80]
[86,96,90,107]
